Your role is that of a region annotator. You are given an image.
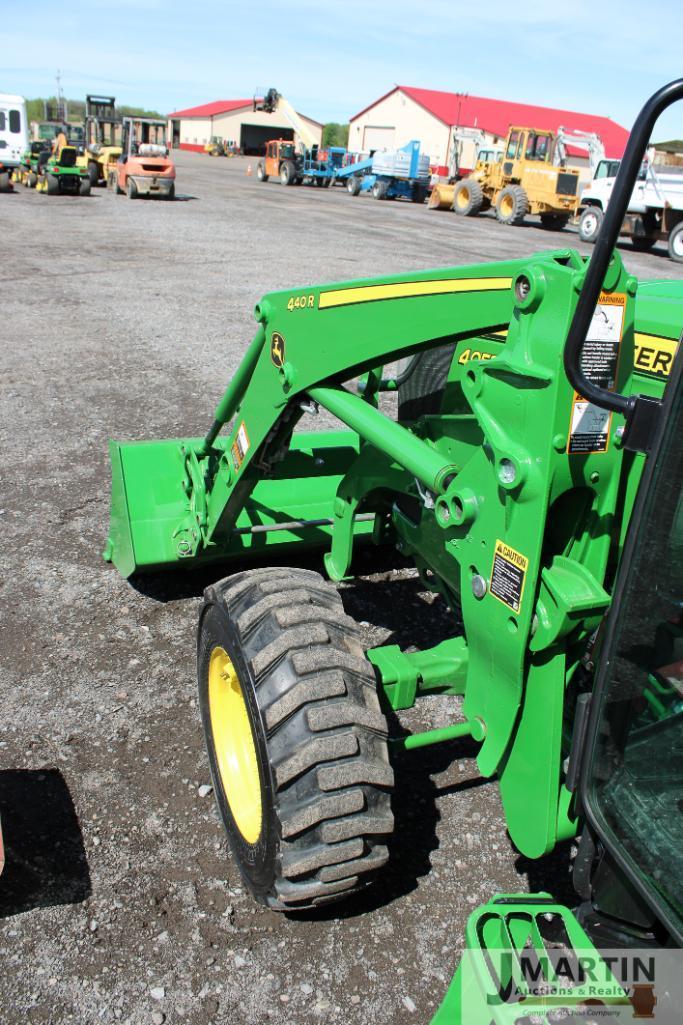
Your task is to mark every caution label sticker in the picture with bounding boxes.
[567,292,626,455]
[231,421,250,472]
[489,540,529,613]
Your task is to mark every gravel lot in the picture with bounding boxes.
[1,151,680,1025]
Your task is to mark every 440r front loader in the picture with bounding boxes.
[105,95,681,919]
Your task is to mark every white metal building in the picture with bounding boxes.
[350,87,629,180]
[167,99,323,155]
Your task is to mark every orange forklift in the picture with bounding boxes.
[107,117,175,200]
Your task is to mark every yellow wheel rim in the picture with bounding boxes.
[456,187,469,209]
[501,194,513,216]
[208,646,262,844]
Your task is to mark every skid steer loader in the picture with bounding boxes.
[105,80,682,1002]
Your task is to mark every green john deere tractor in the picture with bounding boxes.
[36,146,91,196]
[105,81,683,1021]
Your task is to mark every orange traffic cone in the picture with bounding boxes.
[246,163,252,176]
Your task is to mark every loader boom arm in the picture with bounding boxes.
[106,239,680,860]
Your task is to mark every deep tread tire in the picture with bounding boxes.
[453,178,484,216]
[578,205,603,243]
[198,566,394,911]
[495,184,528,225]
[397,344,457,421]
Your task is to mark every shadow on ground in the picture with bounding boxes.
[515,839,577,906]
[0,769,91,917]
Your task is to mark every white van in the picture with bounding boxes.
[0,93,28,188]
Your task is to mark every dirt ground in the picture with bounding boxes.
[1,152,679,1025]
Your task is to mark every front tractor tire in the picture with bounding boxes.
[79,178,92,197]
[46,173,60,196]
[453,178,484,216]
[197,567,394,911]
[256,161,268,182]
[87,160,100,186]
[495,184,528,225]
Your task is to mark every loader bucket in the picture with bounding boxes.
[104,430,374,578]
[428,183,455,210]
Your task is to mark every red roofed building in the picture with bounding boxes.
[167,98,323,154]
[349,86,629,181]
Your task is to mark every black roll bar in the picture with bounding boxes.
[563,78,683,449]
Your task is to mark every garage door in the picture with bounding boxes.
[240,124,294,156]
[363,126,395,152]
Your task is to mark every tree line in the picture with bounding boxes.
[25,97,163,122]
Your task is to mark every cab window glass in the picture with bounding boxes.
[586,382,683,929]
[526,133,550,161]
[506,132,519,159]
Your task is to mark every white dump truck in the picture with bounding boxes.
[578,153,683,262]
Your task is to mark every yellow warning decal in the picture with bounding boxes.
[633,332,678,379]
[490,540,529,614]
[231,421,250,472]
[318,276,512,310]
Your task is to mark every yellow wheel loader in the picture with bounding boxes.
[450,126,582,228]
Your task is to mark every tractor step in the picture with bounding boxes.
[104,429,374,577]
[432,894,631,1024]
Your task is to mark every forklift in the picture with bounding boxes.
[82,95,122,186]
[106,117,175,199]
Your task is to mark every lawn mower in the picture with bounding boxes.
[17,140,51,188]
[36,146,91,196]
[105,80,682,1019]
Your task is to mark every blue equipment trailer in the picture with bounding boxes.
[340,140,430,202]
[299,146,348,186]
